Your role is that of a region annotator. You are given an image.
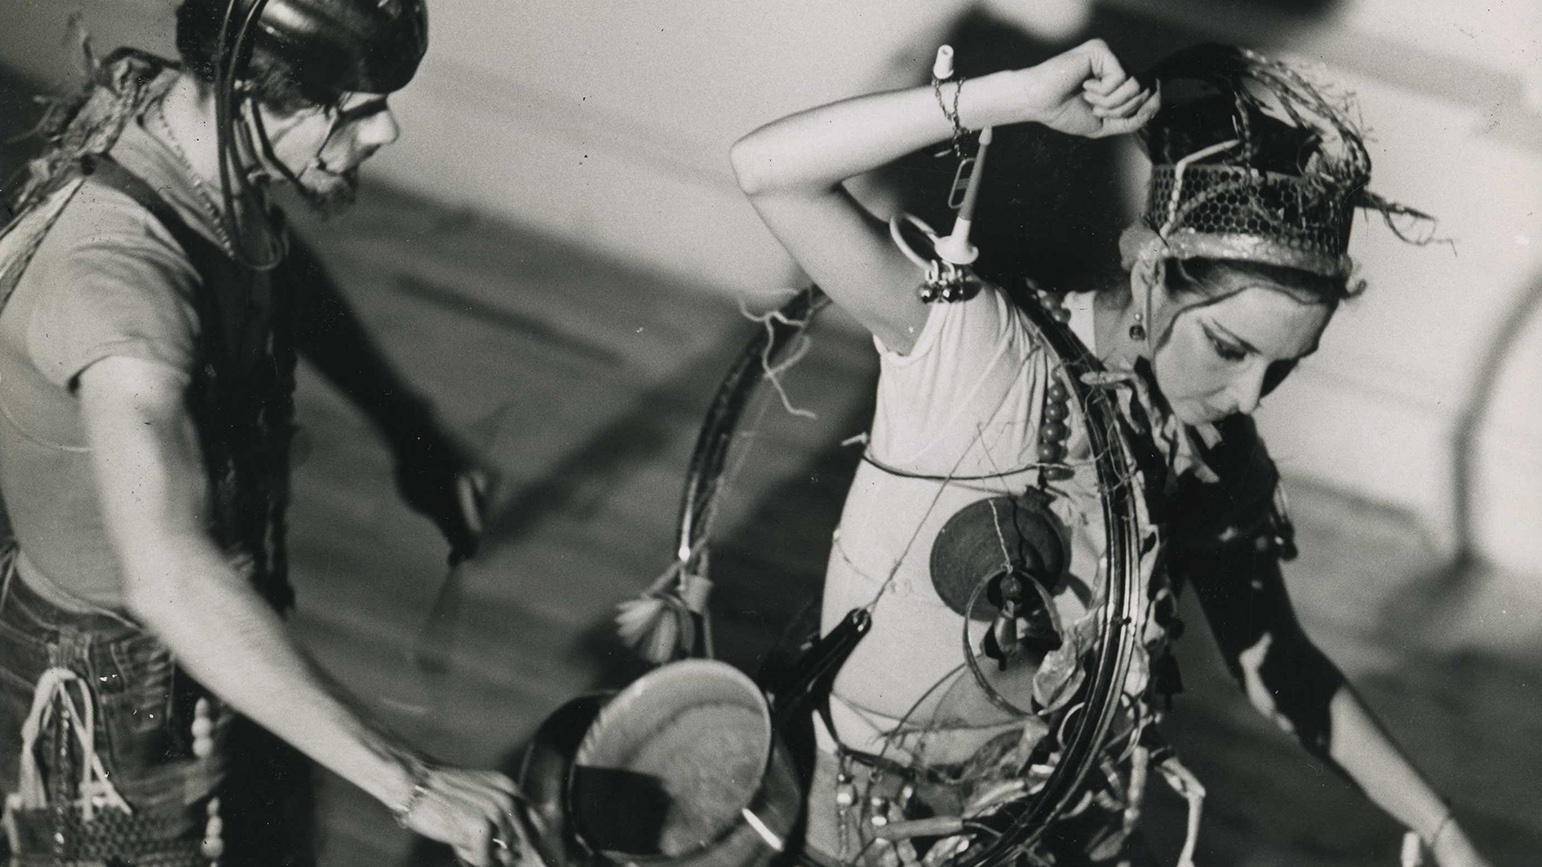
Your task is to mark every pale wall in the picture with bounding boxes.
[1,1,1538,574]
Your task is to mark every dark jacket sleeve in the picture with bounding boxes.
[1167,415,1343,757]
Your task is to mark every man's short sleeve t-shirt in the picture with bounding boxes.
[0,117,258,612]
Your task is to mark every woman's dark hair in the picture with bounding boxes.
[1164,257,1352,307]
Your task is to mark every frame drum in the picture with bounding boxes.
[568,659,801,867]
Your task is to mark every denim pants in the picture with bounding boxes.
[0,555,314,866]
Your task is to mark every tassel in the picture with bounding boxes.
[614,592,695,665]
[614,542,712,664]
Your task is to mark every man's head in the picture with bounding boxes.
[173,0,427,211]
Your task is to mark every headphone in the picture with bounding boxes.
[177,0,428,266]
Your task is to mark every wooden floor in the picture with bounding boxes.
[282,185,1542,867]
[0,78,1536,858]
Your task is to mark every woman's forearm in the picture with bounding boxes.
[1324,683,1451,839]
[730,69,1022,196]
[730,40,1156,199]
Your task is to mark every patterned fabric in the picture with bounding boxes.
[0,562,316,866]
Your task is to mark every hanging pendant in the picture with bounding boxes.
[201,795,224,862]
[192,698,216,759]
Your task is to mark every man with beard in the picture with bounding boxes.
[0,2,525,865]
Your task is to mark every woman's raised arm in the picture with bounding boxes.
[729,38,1158,353]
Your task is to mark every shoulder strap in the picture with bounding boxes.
[80,154,230,274]
[0,177,89,315]
[83,155,266,369]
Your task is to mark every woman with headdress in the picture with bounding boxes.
[730,39,1493,866]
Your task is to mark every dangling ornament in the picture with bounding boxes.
[1128,311,1147,343]
[615,542,713,664]
[191,698,216,759]
[201,795,224,862]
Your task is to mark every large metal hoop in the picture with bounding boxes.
[674,285,830,572]
[671,286,1143,863]
[950,297,1145,865]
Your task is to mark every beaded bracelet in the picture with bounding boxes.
[932,75,969,157]
[391,756,433,829]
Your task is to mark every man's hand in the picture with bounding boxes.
[1010,39,1159,139]
[1429,821,1497,867]
[401,767,532,867]
[392,427,495,562]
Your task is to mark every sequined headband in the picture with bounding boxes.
[1137,45,1436,280]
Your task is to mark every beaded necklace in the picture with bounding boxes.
[147,100,238,258]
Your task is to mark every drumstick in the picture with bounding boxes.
[413,558,464,673]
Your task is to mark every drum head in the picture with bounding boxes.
[570,660,774,861]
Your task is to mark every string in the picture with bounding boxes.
[859,452,1094,482]
[738,287,819,419]
[859,420,990,613]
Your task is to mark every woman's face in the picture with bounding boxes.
[1150,283,1334,426]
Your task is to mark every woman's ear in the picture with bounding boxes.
[1118,223,1160,271]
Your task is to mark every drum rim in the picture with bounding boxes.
[567,659,783,863]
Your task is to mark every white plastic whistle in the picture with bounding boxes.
[929,43,989,266]
[933,45,955,81]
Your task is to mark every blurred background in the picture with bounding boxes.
[1,1,1538,865]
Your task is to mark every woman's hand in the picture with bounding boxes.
[992,38,1158,138]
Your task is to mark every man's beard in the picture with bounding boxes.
[294,161,361,218]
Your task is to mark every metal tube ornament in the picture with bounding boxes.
[891,44,992,300]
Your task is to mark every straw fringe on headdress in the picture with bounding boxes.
[1135,44,1437,282]
[5,36,175,221]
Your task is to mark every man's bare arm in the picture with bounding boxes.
[78,355,518,865]
[287,238,488,557]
